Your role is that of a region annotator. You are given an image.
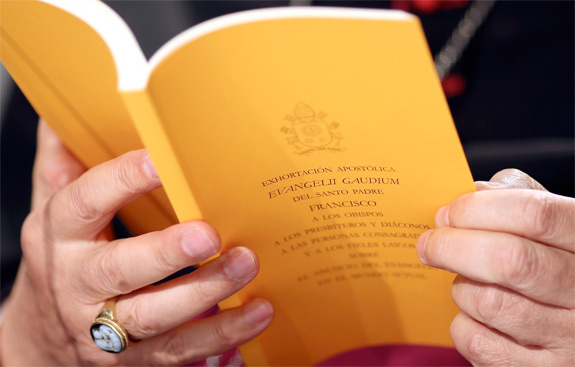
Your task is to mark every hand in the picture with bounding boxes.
[417,169,575,366]
[1,121,273,365]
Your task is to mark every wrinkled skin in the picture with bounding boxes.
[418,169,575,366]
[1,121,273,365]
[2,121,573,366]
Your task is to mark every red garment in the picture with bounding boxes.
[188,307,470,366]
[318,345,470,366]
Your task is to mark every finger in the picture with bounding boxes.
[80,221,221,298]
[32,120,85,208]
[475,168,548,192]
[451,276,575,348]
[48,149,161,241]
[116,247,259,340]
[450,313,574,367]
[125,299,273,366]
[418,228,575,308]
[435,189,575,253]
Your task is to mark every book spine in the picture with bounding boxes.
[216,296,269,366]
[121,90,269,365]
[120,90,202,222]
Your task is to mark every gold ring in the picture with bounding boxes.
[90,298,130,353]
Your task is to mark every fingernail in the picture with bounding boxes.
[182,228,220,260]
[243,299,273,325]
[474,181,503,191]
[142,153,159,179]
[224,248,257,281]
[417,230,432,265]
[435,205,450,227]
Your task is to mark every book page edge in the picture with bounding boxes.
[148,7,415,73]
[39,0,149,91]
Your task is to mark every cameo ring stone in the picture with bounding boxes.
[91,298,130,353]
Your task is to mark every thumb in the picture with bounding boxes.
[32,119,86,208]
[475,168,548,192]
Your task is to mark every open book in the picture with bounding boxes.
[1,0,476,365]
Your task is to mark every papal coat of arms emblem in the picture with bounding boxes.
[282,102,344,154]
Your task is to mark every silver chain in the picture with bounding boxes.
[434,0,497,80]
[289,0,497,81]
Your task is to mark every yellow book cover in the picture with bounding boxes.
[1,0,476,365]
